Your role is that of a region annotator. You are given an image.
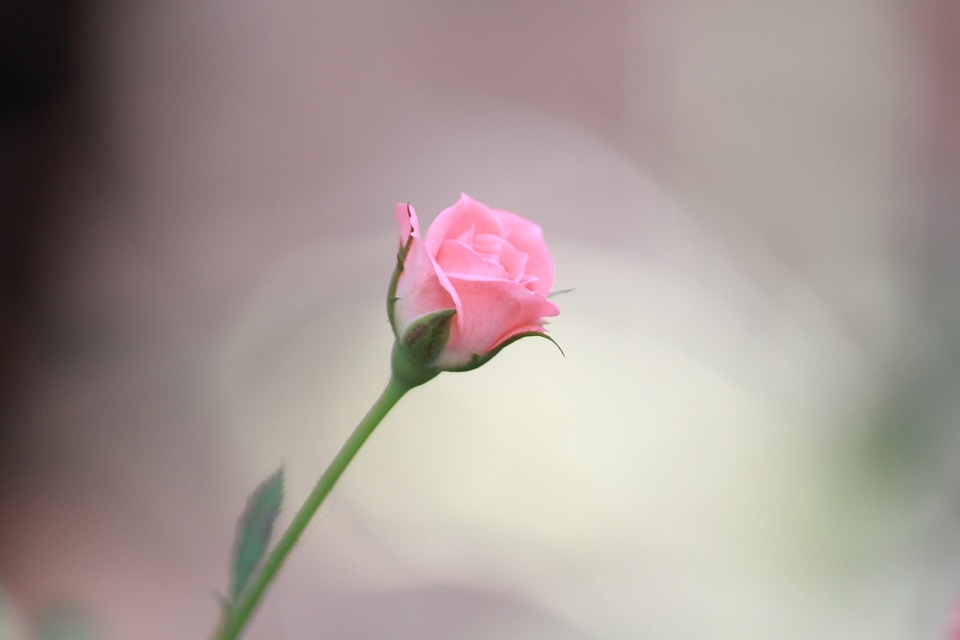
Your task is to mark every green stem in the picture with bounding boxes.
[213,375,412,640]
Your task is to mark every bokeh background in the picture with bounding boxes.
[2,1,960,638]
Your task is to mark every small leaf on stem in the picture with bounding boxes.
[230,467,284,604]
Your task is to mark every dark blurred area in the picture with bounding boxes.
[0,0,83,489]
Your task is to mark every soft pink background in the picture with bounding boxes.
[2,2,959,639]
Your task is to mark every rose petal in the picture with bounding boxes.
[424,194,503,254]
[426,194,554,295]
[435,239,511,280]
[471,232,529,281]
[395,203,419,247]
[437,275,560,368]
[492,212,554,296]
[393,204,460,336]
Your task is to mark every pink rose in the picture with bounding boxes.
[388,194,560,381]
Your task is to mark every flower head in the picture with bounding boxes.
[388,194,560,385]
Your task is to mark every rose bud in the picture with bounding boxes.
[387,193,561,387]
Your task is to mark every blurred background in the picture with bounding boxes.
[1,1,959,638]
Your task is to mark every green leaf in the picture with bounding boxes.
[230,467,284,604]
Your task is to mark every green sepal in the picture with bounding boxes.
[400,308,456,366]
[445,331,564,373]
[229,466,284,604]
[389,308,456,390]
[390,341,442,390]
